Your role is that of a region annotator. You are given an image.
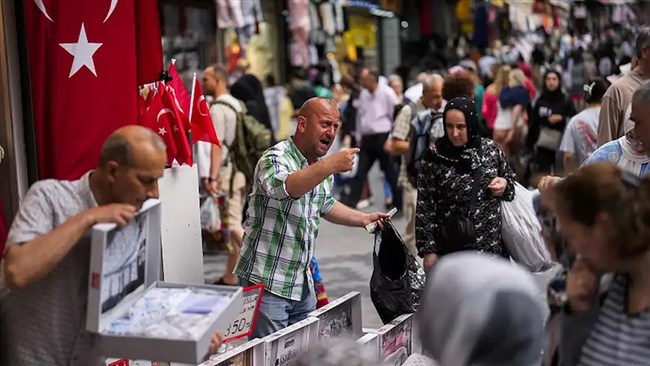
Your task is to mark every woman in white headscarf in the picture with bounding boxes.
[417,252,545,366]
[583,104,650,175]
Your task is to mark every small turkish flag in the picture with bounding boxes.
[161,85,193,166]
[190,76,220,146]
[168,62,191,117]
[141,85,178,166]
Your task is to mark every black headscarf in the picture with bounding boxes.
[231,74,275,142]
[541,70,566,103]
[433,97,482,170]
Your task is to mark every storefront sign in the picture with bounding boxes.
[223,284,264,342]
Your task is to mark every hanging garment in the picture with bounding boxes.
[216,0,244,29]
[320,2,336,36]
[240,0,262,26]
[290,41,311,68]
[334,0,345,33]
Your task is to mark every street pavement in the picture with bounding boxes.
[204,165,558,330]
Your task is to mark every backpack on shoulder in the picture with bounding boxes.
[215,100,272,189]
[404,110,444,186]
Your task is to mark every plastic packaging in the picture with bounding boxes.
[501,183,553,272]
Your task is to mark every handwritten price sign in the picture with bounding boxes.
[223,284,264,343]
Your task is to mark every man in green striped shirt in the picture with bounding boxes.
[235,98,388,338]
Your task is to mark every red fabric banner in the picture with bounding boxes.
[24,0,162,180]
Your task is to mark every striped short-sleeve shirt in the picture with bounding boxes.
[234,138,336,301]
[1,172,103,366]
[579,274,650,366]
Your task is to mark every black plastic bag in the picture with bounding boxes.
[370,220,426,324]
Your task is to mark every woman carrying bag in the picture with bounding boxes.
[527,70,576,178]
[416,97,516,271]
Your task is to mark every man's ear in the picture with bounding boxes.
[104,161,120,183]
[296,116,307,133]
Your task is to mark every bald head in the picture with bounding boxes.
[298,97,338,120]
[99,125,166,169]
[295,97,340,162]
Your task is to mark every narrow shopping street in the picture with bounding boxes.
[206,167,559,330]
[3,0,650,365]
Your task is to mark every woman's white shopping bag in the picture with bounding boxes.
[501,183,553,272]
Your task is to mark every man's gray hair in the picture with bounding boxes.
[388,74,403,85]
[422,73,443,91]
[99,129,166,168]
[633,80,650,104]
[636,26,650,58]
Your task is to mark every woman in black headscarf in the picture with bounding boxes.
[231,74,276,143]
[416,97,516,271]
[526,70,576,176]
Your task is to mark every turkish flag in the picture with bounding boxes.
[190,77,220,146]
[141,85,177,166]
[24,0,163,180]
[161,86,193,166]
[168,62,191,117]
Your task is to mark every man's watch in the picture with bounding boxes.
[207,177,218,182]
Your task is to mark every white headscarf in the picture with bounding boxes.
[618,104,650,176]
[417,253,544,366]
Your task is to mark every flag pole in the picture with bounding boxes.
[189,72,196,122]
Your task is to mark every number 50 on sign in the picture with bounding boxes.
[223,284,264,343]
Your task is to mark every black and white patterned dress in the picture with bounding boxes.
[415,138,516,257]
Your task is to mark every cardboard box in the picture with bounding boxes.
[87,199,243,364]
[199,338,265,366]
[356,332,380,357]
[308,292,363,339]
[262,317,320,366]
[370,314,418,366]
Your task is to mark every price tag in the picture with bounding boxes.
[223,284,264,343]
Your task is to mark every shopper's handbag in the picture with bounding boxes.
[434,144,483,254]
[536,127,562,151]
[501,183,553,272]
[200,195,232,253]
[370,220,426,324]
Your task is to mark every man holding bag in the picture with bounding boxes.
[234,98,388,338]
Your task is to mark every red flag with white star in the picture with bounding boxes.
[189,75,220,146]
[141,85,177,166]
[161,85,193,166]
[24,0,162,179]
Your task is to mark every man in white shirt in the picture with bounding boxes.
[201,64,247,286]
[343,68,401,211]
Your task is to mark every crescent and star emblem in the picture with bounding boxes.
[34,0,119,23]
[157,108,173,124]
[198,96,210,117]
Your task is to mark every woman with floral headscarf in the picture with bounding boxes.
[416,97,516,271]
